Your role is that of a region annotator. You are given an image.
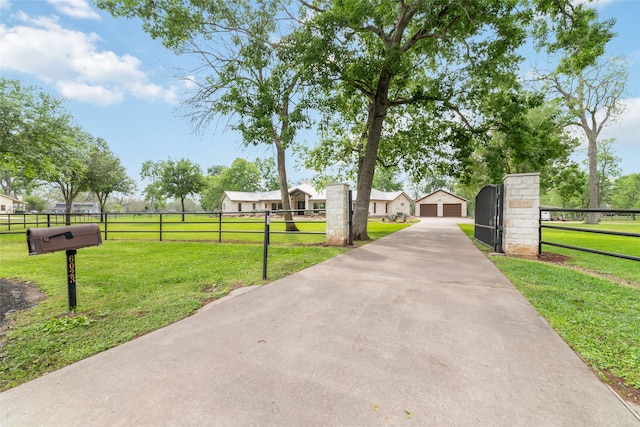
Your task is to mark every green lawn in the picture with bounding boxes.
[460,222,640,399]
[0,220,411,391]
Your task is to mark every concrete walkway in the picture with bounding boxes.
[1,219,638,426]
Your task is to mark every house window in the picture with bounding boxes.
[252,203,256,210]
[238,203,242,212]
[0,205,5,211]
[271,203,282,210]
[373,202,377,214]
[385,203,388,214]
[223,203,226,211]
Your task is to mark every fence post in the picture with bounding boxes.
[218,212,222,243]
[263,211,270,280]
[348,190,353,246]
[104,213,108,241]
[159,213,163,242]
[538,210,542,256]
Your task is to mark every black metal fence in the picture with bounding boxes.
[0,211,326,242]
[539,208,640,262]
[1,209,355,279]
[474,184,504,252]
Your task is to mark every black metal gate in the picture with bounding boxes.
[474,184,504,252]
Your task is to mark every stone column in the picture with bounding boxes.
[326,183,349,246]
[502,173,540,256]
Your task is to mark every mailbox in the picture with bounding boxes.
[27,224,102,255]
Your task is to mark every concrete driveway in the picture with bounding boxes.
[1,218,638,426]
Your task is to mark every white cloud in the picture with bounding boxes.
[47,0,100,20]
[601,97,640,146]
[57,81,124,105]
[0,12,177,106]
[0,0,10,10]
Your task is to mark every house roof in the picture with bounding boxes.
[0,194,25,204]
[222,185,410,203]
[221,183,323,203]
[352,189,411,202]
[415,189,468,203]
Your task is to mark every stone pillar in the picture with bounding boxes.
[502,173,540,256]
[326,183,349,246]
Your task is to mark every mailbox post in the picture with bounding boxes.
[66,249,77,311]
[27,224,102,312]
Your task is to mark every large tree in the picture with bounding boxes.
[142,159,204,221]
[0,78,73,195]
[44,127,92,224]
[594,138,621,207]
[85,138,136,220]
[95,0,318,232]
[534,2,624,223]
[201,158,262,211]
[301,1,537,239]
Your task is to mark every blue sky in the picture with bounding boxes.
[1,0,639,193]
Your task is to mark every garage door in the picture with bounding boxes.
[443,203,462,217]
[420,204,437,217]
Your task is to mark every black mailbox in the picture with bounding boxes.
[27,224,102,255]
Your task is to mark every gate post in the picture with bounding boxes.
[326,183,349,246]
[502,173,540,256]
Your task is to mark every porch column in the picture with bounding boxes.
[326,183,349,246]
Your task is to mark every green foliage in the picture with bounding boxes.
[43,127,94,220]
[0,78,74,182]
[85,138,136,213]
[255,157,279,191]
[546,162,588,208]
[96,0,312,227]
[611,174,640,210]
[141,159,204,216]
[533,0,615,74]
[372,166,403,192]
[477,94,578,185]
[23,195,47,212]
[594,138,621,205]
[201,158,262,211]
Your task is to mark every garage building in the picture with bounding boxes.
[415,189,468,218]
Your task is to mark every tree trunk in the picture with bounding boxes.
[181,197,186,222]
[353,72,392,241]
[586,132,599,224]
[65,198,73,226]
[274,140,298,232]
[98,194,107,222]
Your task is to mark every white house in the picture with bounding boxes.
[0,194,27,214]
[221,183,323,214]
[352,189,412,217]
[221,184,412,216]
[415,189,468,217]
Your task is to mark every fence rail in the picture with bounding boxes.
[1,210,334,280]
[539,208,640,262]
[0,211,327,242]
